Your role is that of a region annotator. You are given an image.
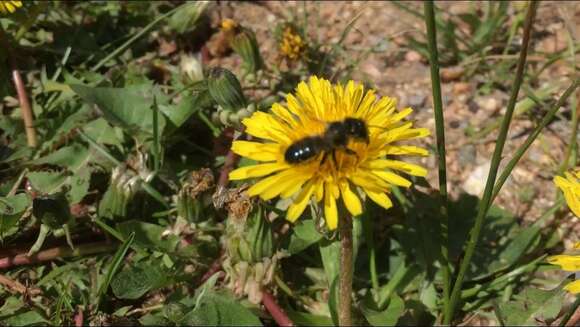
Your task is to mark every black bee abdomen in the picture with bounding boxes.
[285,137,322,163]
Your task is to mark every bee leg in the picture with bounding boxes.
[321,151,330,165]
[332,150,339,167]
[344,147,361,164]
[344,148,356,156]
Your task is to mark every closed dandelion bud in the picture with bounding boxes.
[180,54,204,84]
[245,207,274,261]
[177,168,214,222]
[98,166,141,220]
[32,193,71,230]
[207,67,247,112]
[231,28,263,74]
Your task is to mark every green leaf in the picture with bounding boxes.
[159,94,201,129]
[285,310,333,326]
[495,286,564,325]
[117,220,180,253]
[111,263,166,300]
[30,143,90,171]
[362,294,405,326]
[2,310,49,326]
[139,312,170,326]
[168,1,209,34]
[498,225,541,267]
[97,233,135,309]
[319,238,340,288]
[328,276,339,326]
[0,297,24,318]
[181,292,262,326]
[0,193,30,238]
[83,118,123,148]
[67,168,90,204]
[287,219,323,254]
[70,84,166,136]
[26,171,68,194]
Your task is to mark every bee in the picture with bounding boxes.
[284,117,370,164]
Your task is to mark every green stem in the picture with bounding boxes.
[90,5,184,72]
[558,85,578,173]
[364,214,380,297]
[424,1,450,320]
[560,295,580,327]
[492,79,580,202]
[338,213,353,326]
[152,96,161,172]
[445,2,538,324]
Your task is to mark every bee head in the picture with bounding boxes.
[343,118,369,144]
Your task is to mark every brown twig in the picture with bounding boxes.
[0,273,27,294]
[0,27,37,147]
[12,67,38,147]
[262,289,294,327]
[0,241,117,269]
[218,149,241,188]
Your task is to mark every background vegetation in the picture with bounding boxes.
[0,1,578,326]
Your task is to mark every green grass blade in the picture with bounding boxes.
[90,5,185,72]
[424,1,450,319]
[445,2,539,324]
[96,232,135,310]
[492,79,579,201]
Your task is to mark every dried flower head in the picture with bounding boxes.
[229,76,430,230]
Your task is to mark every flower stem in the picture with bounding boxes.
[423,1,450,321]
[0,241,117,269]
[492,79,579,202]
[338,213,353,326]
[262,289,295,327]
[445,2,538,324]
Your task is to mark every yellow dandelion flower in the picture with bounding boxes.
[554,168,580,217]
[229,76,430,230]
[547,242,580,294]
[221,18,238,33]
[279,27,305,61]
[0,0,22,14]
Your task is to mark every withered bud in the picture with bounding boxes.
[183,168,215,199]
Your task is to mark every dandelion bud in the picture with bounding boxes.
[98,166,141,220]
[177,168,214,222]
[207,67,247,112]
[32,193,71,230]
[231,28,263,74]
[179,54,204,84]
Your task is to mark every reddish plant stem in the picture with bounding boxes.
[11,61,37,148]
[262,289,294,327]
[217,150,241,188]
[0,242,117,269]
[200,254,224,284]
[0,27,37,147]
[74,307,83,327]
[216,127,247,189]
